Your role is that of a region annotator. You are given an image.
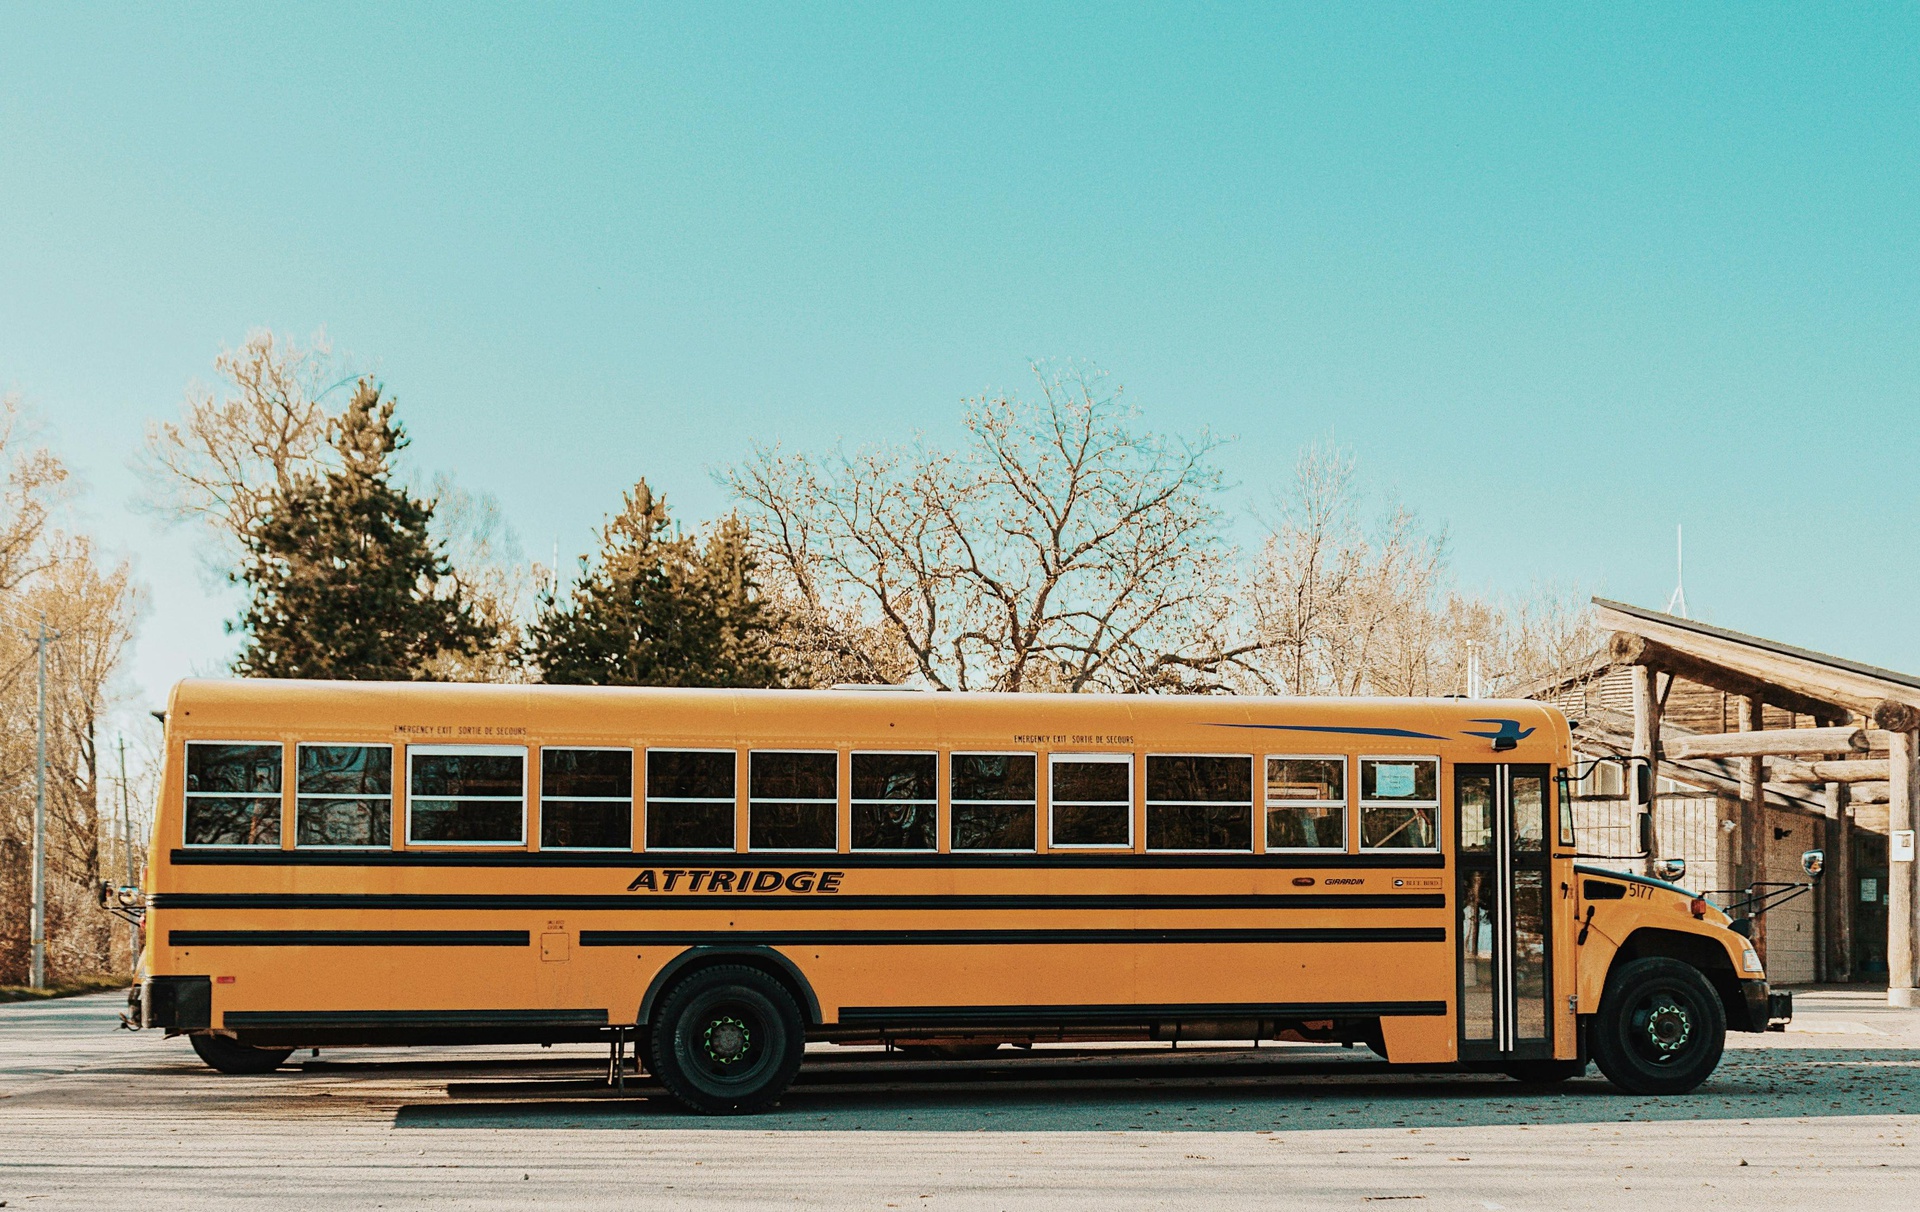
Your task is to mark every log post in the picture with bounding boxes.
[1876,700,1920,735]
[1738,696,1767,959]
[1825,780,1853,984]
[1632,665,1661,877]
[1891,730,1919,1007]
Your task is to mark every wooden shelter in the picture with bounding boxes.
[1522,599,1920,1002]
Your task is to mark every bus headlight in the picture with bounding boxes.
[1742,946,1764,974]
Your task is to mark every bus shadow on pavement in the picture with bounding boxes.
[390,1047,1920,1133]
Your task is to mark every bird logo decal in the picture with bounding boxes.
[1463,718,1535,746]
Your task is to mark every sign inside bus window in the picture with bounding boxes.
[392,724,529,737]
[626,869,845,894]
[1374,764,1417,797]
[1012,734,1134,744]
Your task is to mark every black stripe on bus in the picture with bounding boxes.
[835,1000,1449,1026]
[149,892,1447,912]
[167,849,1447,871]
[223,1009,607,1029]
[168,930,530,947]
[579,927,1444,947]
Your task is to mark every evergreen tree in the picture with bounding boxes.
[530,480,787,688]
[233,381,487,680]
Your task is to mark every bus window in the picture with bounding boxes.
[541,748,633,850]
[296,744,391,847]
[1265,755,1346,851]
[850,752,937,851]
[645,749,735,851]
[1511,771,1546,854]
[1358,757,1439,850]
[950,753,1036,851]
[407,746,526,846]
[185,742,283,846]
[1050,754,1132,848]
[749,751,837,851]
[1145,755,1252,851]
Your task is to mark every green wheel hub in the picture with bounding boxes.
[1636,997,1693,1058]
[704,1015,752,1064]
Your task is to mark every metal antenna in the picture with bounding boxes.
[1665,524,1688,619]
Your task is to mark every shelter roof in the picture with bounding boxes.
[1592,598,1920,723]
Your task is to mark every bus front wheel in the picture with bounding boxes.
[647,965,805,1115]
[189,1033,294,1075]
[1589,957,1726,1095]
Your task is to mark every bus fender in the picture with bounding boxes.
[1574,926,1624,1014]
[1600,926,1757,1031]
[636,945,824,1028]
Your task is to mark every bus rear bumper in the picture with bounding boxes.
[139,975,211,1031]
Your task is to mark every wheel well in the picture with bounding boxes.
[1611,928,1749,1030]
[637,946,823,1030]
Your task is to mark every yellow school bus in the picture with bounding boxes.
[127,679,1790,1112]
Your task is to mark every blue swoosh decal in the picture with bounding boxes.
[1205,723,1446,741]
[1462,717,1536,742]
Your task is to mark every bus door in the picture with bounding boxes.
[1456,764,1554,1060]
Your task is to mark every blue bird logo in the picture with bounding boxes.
[1463,718,1535,745]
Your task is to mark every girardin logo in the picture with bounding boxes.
[625,869,845,894]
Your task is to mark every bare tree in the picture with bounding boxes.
[1245,441,1591,697]
[0,402,139,983]
[142,332,533,683]
[421,474,540,683]
[729,363,1251,692]
[137,329,352,555]
[0,394,70,594]
[1482,581,1602,694]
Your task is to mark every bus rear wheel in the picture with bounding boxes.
[647,965,805,1115]
[1589,957,1725,1095]
[189,1033,295,1075]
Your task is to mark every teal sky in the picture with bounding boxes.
[1,4,1915,716]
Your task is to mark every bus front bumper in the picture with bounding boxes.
[1742,979,1791,1032]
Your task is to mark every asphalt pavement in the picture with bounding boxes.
[3,987,1918,1209]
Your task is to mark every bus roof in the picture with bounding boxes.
[164,678,1569,758]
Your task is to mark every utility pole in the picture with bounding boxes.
[29,613,61,991]
[118,735,133,970]
[118,736,132,885]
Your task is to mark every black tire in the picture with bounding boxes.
[1502,1059,1587,1084]
[1589,957,1726,1095]
[189,1033,295,1075]
[646,964,805,1114]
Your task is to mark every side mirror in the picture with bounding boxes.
[1635,763,1652,805]
[1728,918,1754,939]
[1654,857,1687,882]
[1802,849,1825,878]
[1637,811,1653,856]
